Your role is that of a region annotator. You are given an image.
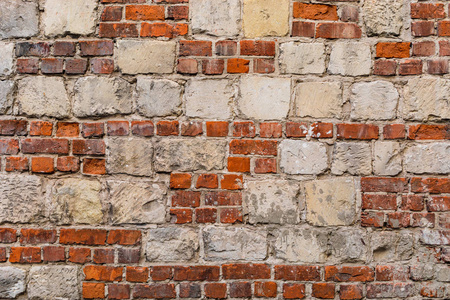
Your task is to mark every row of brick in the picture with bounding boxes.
[17,57,114,75]
[170,207,243,224]
[361,210,444,229]
[374,58,450,76]
[177,57,275,75]
[293,3,358,23]
[0,138,105,155]
[361,177,450,194]
[100,4,189,22]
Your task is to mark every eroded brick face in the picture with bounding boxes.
[0,0,449,299]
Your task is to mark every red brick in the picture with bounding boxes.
[205,283,227,299]
[316,22,361,38]
[428,59,449,74]
[127,266,149,283]
[274,265,320,281]
[179,40,212,56]
[43,246,65,262]
[294,2,338,20]
[428,196,450,211]
[336,124,379,140]
[283,283,305,299]
[340,5,359,22]
[172,191,201,207]
[240,40,275,56]
[41,58,64,74]
[174,266,219,281]
[125,5,165,20]
[20,229,57,244]
[10,247,41,263]
[411,21,435,37]
[220,208,243,224]
[83,158,106,175]
[340,284,363,300]
[108,229,141,246]
[286,122,308,137]
[181,121,203,136]
[233,122,255,137]
[99,23,138,38]
[310,122,333,138]
[230,139,277,155]
[179,283,201,298]
[141,21,188,38]
[56,156,79,172]
[227,58,250,73]
[118,248,140,264]
[325,266,375,282]
[292,21,315,37]
[230,282,251,298]
[254,58,275,73]
[202,59,224,75]
[411,177,450,193]
[107,121,129,136]
[16,58,39,74]
[109,284,130,300]
[82,123,104,138]
[16,42,50,57]
[254,158,277,174]
[440,40,450,56]
[170,208,193,224]
[177,59,198,75]
[387,212,411,228]
[216,40,237,56]
[131,121,154,137]
[53,41,76,56]
[312,283,335,299]
[254,282,277,298]
[196,174,219,189]
[401,195,425,211]
[362,194,397,210]
[383,124,405,139]
[361,177,408,193]
[31,157,54,174]
[361,212,385,227]
[132,284,176,299]
[412,41,435,56]
[60,229,107,245]
[90,58,114,74]
[409,124,449,140]
[0,120,28,136]
[102,6,123,21]
[69,247,91,263]
[227,157,250,173]
[5,157,28,172]
[206,121,228,137]
[205,191,242,206]
[221,174,244,190]
[0,139,19,154]
[167,5,188,19]
[195,207,217,223]
[30,121,52,136]
[0,228,17,243]
[260,122,282,138]
[157,121,179,136]
[170,173,192,189]
[65,58,88,74]
[84,265,123,282]
[22,138,69,154]
[56,122,79,137]
[373,60,397,76]
[83,282,105,299]
[411,3,445,19]
[411,212,435,227]
[376,42,410,58]
[93,248,114,264]
[398,59,423,75]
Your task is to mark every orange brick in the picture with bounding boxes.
[170,173,192,189]
[227,157,250,173]
[294,3,338,20]
[376,42,411,58]
[227,58,250,73]
[125,5,165,20]
[221,174,244,190]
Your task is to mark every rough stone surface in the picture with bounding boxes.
[280,43,326,74]
[373,141,402,176]
[363,0,404,36]
[244,180,301,224]
[117,40,176,74]
[17,77,69,118]
[107,138,153,176]
[295,82,342,118]
[0,42,14,76]
[329,228,368,263]
[371,232,414,262]
[0,80,14,114]
[404,143,450,174]
[0,175,43,223]
[146,227,199,262]
[328,42,372,76]
[73,76,133,117]
[185,79,233,119]
[27,266,79,300]
[243,0,290,38]
[304,177,357,226]
[0,0,38,38]
[403,77,450,121]
[191,0,241,36]
[108,180,166,224]
[47,178,103,225]
[0,267,26,299]
[135,78,182,117]
[42,0,97,36]
[331,142,372,175]
[279,140,328,175]
[238,76,291,120]
[203,226,267,261]
[350,81,399,120]
[155,139,227,172]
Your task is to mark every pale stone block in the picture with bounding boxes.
[0,42,14,76]
[191,0,241,36]
[0,0,38,38]
[0,81,14,114]
[136,77,182,117]
[373,141,402,176]
[295,82,342,118]
[328,42,372,76]
[331,142,372,175]
[405,142,450,174]
[363,0,404,36]
[279,140,328,175]
[146,227,199,262]
[0,267,26,299]
[371,232,414,262]
[280,43,326,74]
[28,266,79,300]
[243,0,290,38]
[107,138,153,176]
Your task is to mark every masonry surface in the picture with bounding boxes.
[0,0,449,299]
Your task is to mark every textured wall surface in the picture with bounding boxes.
[0,0,449,299]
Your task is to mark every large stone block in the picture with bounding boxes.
[0,43,14,76]
[238,76,291,120]
[403,77,450,121]
[280,43,326,74]
[203,226,267,261]
[363,0,404,36]
[146,227,199,262]
[371,232,414,262]
[42,0,97,36]
[304,177,357,226]
[329,228,368,263]
[48,178,103,225]
[328,42,372,76]
[73,76,133,117]
[27,266,79,300]
[244,180,301,224]
[0,80,14,114]
[331,142,372,175]
[17,77,69,118]
[0,175,43,223]
[136,78,182,117]
[404,143,450,174]
[191,0,241,36]
[117,40,176,74]
[350,81,399,120]
[107,138,153,176]
[107,181,166,224]
[185,79,233,119]
[155,139,227,172]
[0,0,38,38]
[295,82,342,118]
[0,267,26,298]
[279,140,328,175]
[373,141,402,176]
[243,0,290,38]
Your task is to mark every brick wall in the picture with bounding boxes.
[0,0,449,299]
